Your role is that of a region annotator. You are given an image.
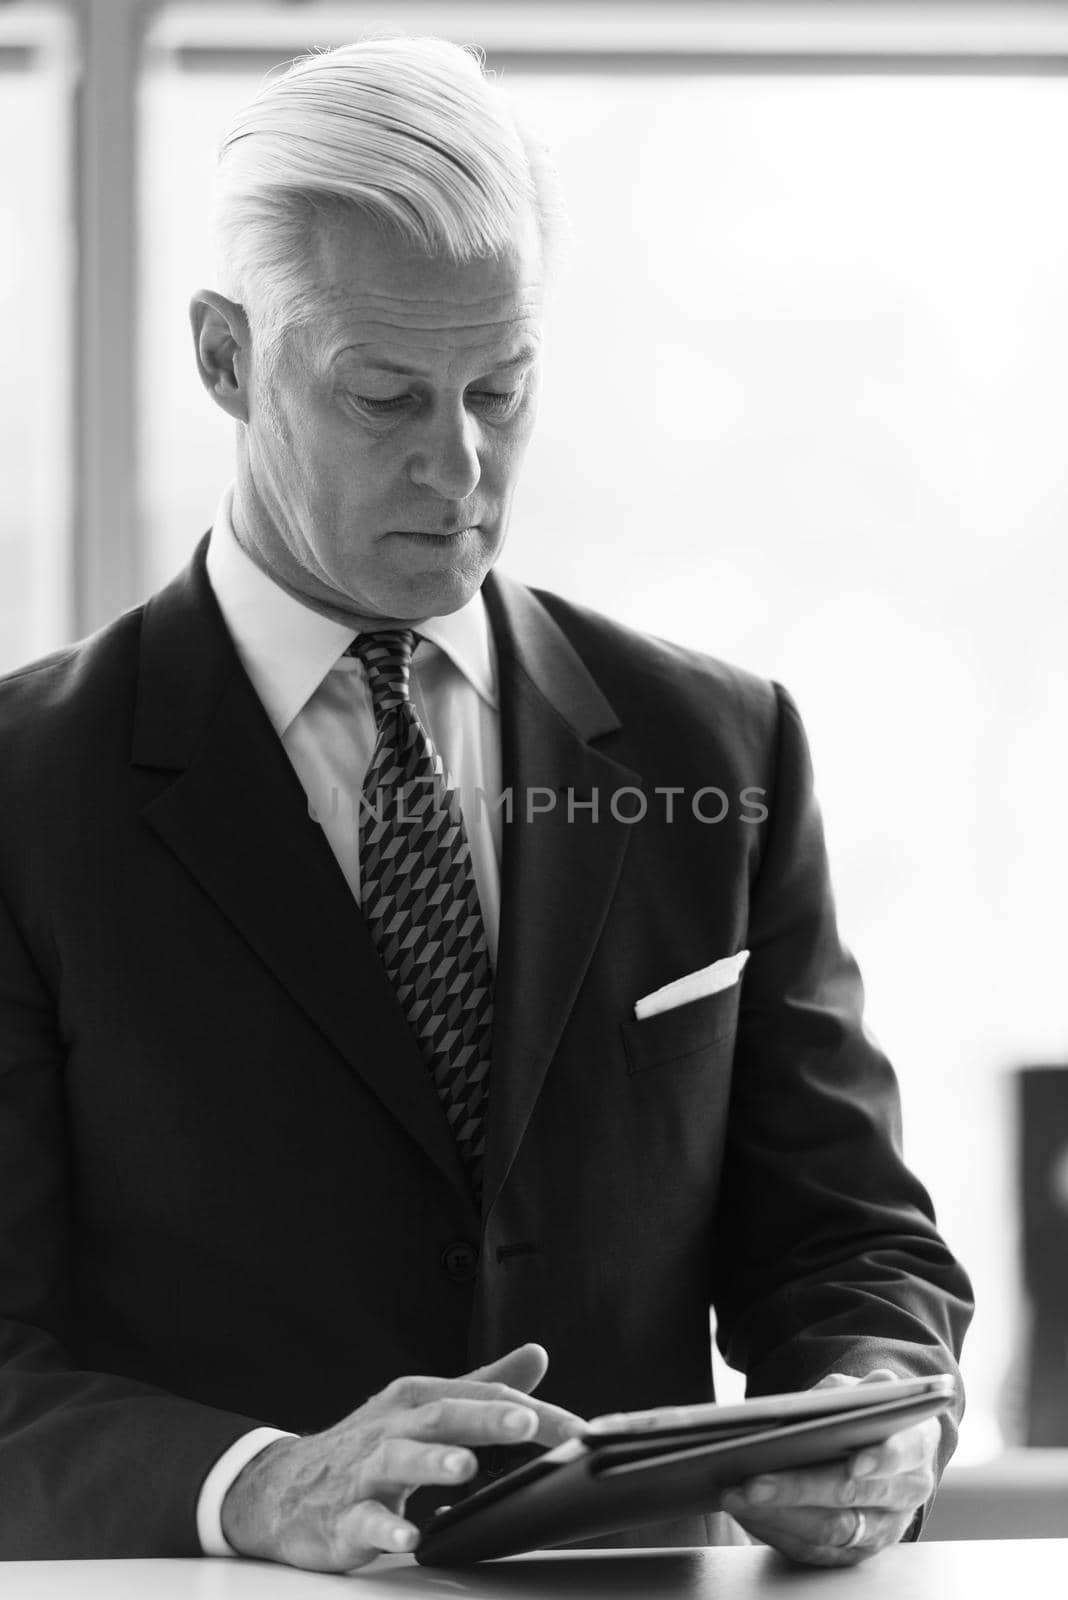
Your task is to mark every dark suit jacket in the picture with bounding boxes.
[0,534,972,1557]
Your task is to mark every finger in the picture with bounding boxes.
[360,1436,481,1498]
[730,1468,840,1512]
[376,1373,584,1445]
[728,1467,861,1512]
[743,1527,868,1570]
[441,1382,583,1445]
[729,1462,934,1515]
[454,1383,585,1444]
[721,1500,904,1563]
[730,1516,869,1569]
[463,1343,549,1394]
[329,1500,421,1569]
[812,1366,901,1393]
[404,1396,576,1448]
[849,1415,941,1479]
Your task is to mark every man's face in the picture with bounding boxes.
[243,210,545,621]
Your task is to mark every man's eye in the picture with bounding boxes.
[355,394,411,414]
[352,390,519,417]
[469,391,519,414]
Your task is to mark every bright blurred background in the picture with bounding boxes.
[4,0,1068,1512]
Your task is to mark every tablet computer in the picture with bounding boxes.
[415,1373,956,1566]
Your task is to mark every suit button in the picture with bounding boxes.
[441,1242,479,1283]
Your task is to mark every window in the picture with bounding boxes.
[140,8,1068,1456]
[0,6,74,673]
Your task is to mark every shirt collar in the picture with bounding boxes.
[205,482,498,736]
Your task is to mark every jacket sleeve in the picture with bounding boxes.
[709,683,974,1490]
[0,883,269,1557]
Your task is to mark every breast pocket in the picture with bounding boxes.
[620,980,742,1076]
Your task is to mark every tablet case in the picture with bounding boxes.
[415,1377,955,1566]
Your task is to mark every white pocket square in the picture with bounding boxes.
[633,950,750,1021]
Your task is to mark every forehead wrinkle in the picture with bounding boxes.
[299,260,543,373]
[334,338,541,379]
[319,292,542,337]
[320,311,541,375]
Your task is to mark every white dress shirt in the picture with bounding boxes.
[194,483,503,1555]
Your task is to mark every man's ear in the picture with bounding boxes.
[189,290,252,422]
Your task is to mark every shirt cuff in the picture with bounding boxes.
[196,1426,298,1556]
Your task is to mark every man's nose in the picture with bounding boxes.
[407,405,482,501]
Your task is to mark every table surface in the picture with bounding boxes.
[4,1542,1066,1598]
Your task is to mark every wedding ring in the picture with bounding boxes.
[841,1508,867,1550]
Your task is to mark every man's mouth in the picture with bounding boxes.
[391,525,478,540]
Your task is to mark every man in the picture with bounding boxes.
[0,36,971,1572]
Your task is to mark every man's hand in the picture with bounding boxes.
[720,1370,940,1566]
[220,1342,583,1571]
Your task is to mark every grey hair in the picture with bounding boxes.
[211,35,568,384]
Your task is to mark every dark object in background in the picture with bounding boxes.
[1019,1066,1068,1445]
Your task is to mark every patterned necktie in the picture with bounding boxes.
[349,630,493,1203]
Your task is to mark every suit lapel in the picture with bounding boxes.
[132,536,476,1215]
[481,572,640,1218]
[131,540,636,1230]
